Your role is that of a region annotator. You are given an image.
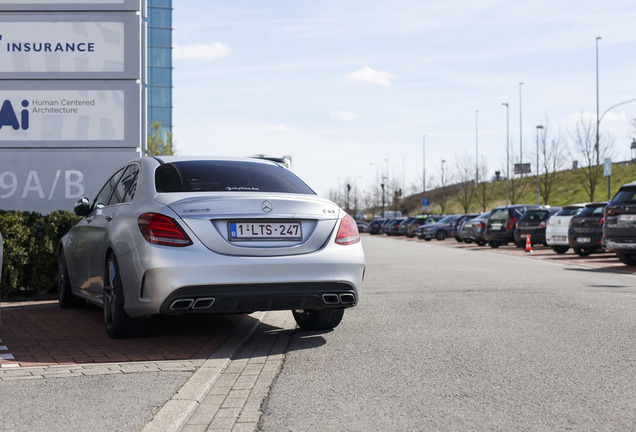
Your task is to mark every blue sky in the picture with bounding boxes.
[172,0,636,198]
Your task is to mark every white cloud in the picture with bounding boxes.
[330,111,362,121]
[264,124,289,133]
[173,42,231,60]
[344,66,394,86]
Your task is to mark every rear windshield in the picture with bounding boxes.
[524,210,549,221]
[555,207,583,217]
[612,187,636,204]
[489,208,509,221]
[579,205,606,216]
[155,161,316,194]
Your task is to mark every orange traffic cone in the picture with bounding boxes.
[525,234,532,253]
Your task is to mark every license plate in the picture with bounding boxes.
[491,223,502,231]
[554,235,567,241]
[576,237,591,243]
[229,221,302,241]
[619,214,636,222]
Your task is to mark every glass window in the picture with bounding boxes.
[148,86,172,107]
[149,67,172,86]
[148,47,172,67]
[148,0,172,8]
[109,164,140,205]
[155,161,316,195]
[489,208,509,221]
[94,168,126,209]
[149,8,171,28]
[612,187,636,203]
[148,107,172,127]
[149,28,172,47]
[555,207,584,217]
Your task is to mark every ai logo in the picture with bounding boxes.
[0,100,29,130]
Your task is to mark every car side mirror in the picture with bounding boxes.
[73,197,92,217]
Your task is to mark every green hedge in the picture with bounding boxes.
[0,210,81,297]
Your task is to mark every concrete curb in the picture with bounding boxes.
[142,312,265,432]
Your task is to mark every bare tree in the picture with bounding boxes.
[537,119,567,205]
[569,114,613,202]
[453,152,476,212]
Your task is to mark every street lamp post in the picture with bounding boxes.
[422,135,426,193]
[502,102,510,206]
[595,36,602,166]
[536,125,544,205]
[519,82,524,177]
[370,163,379,216]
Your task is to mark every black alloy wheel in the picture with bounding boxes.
[573,247,591,257]
[104,253,144,338]
[436,230,447,241]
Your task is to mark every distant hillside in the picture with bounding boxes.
[400,160,636,215]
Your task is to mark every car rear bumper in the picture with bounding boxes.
[604,239,636,253]
[118,242,365,318]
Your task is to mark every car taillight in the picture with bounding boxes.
[599,217,605,227]
[335,214,360,245]
[138,213,193,247]
[507,217,517,230]
[605,208,616,217]
[477,222,484,228]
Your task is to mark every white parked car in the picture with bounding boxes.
[545,204,587,254]
[58,156,365,338]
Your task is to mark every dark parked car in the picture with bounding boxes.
[568,202,607,256]
[416,214,461,241]
[356,220,369,233]
[398,217,416,236]
[604,181,636,265]
[513,206,560,248]
[485,204,540,248]
[452,213,479,242]
[406,215,442,238]
[385,218,406,236]
[368,219,385,235]
[460,212,491,246]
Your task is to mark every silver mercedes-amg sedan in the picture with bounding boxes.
[58,156,365,338]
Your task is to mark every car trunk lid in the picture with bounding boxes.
[156,193,340,256]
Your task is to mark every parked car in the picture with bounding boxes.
[460,212,491,246]
[545,203,587,254]
[485,205,540,248]
[398,217,416,236]
[368,219,385,234]
[356,220,369,233]
[568,202,607,256]
[406,215,442,238]
[452,213,479,242]
[58,156,365,337]
[513,206,560,248]
[603,181,636,265]
[384,218,406,236]
[416,214,461,241]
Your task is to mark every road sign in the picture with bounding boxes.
[604,158,612,177]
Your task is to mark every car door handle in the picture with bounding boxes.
[104,214,114,222]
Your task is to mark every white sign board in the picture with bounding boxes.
[0,81,140,148]
[0,13,140,79]
[0,0,140,11]
[0,149,139,213]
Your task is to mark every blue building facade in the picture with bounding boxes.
[147,0,172,141]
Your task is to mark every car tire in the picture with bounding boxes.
[464,239,473,244]
[58,251,83,309]
[574,247,591,257]
[292,308,344,330]
[551,246,569,254]
[489,241,499,248]
[104,253,145,338]
[476,239,486,246]
[616,252,636,266]
[436,230,447,241]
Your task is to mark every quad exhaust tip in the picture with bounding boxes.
[169,297,216,311]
